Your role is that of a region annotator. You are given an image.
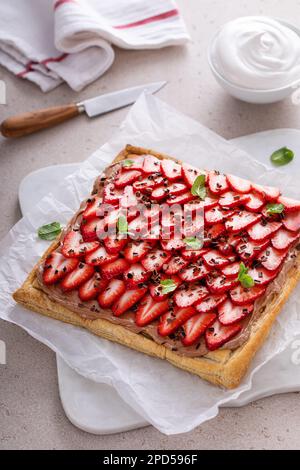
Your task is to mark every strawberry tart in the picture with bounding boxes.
[13,145,300,388]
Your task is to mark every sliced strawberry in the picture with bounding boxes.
[248,221,282,242]
[161,159,182,181]
[247,266,278,286]
[143,155,161,174]
[174,284,209,307]
[181,312,216,346]
[123,263,150,287]
[163,255,188,274]
[236,238,270,262]
[244,192,265,212]
[127,214,149,238]
[157,306,196,337]
[101,258,129,280]
[82,197,102,220]
[181,163,203,188]
[230,284,266,306]
[219,191,250,208]
[218,240,234,256]
[112,287,148,316]
[168,182,188,195]
[252,183,280,201]
[225,211,261,233]
[81,217,106,242]
[166,191,195,205]
[271,228,300,250]
[160,238,185,251]
[208,170,229,195]
[62,230,100,258]
[183,211,204,239]
[149,274,181,301]
[133,175,164,192]
[202,249,230,268]
[60,262,94,292]
[206,274,238,294]
[277,195,300,213]
[205,319,242,351]
[179,260,210,282]
[42,252,79,285]
[114,170,141,189]
[144,207,160,223]
[152,186,168,201]
[135,294,169,326]
[204,196,219,209]
[141,249,171,272]
[120,187,138,210]
[160,206,181,234]
[227,233,242,248]
[123,240,154,262]
[195,294,227,313]
[127,206,140,222]
[78,273,108,302]
[104,237,127,254]
[257,246,288,272]
[227,174,251,194]
[181,247,208,261]
[205,223,226,241]
[282,210,300,232]
[98,279,126,308]
[85,245,118,266]
[123,155,144,171]
[103,183,123,204]
[204,206,226,224]
[105,208,121,229]
[218,299,253,326]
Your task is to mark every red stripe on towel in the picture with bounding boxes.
[17,61,34,77]
[114,8,179,29]
[41,53,69,65]
[17,54,68,77]
[54,0,76,10]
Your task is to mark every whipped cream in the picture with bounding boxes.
[211,16,300,90]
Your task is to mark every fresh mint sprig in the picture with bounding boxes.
[37,222,62,241]
[160,279,177,295]
[237,262,255,289]
[191,174,207,200]
[270,147,294,166]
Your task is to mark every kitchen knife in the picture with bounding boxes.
[0,81,166,138]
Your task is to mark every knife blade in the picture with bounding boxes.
[79,81,166,117]
[0,81,166,138]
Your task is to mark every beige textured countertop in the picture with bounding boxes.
[1,0,300,450]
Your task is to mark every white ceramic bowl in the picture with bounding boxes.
[208,19,300,104]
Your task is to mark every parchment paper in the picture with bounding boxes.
[0,93,299,435]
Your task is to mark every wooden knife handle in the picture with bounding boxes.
[0,103,81,138]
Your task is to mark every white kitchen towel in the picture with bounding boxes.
[0,0,189,92]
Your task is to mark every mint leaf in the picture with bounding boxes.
[266,203,284,215]
[191,174,207,200]
[123,159,134,168]
[237,262,248,280]
[237,262,254,288]
[240,274,255,288]
[270,147,294,166]
[183,237,203,250]
[38,222,62,241]
[117,216,128,234]
[160,279,177,295]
